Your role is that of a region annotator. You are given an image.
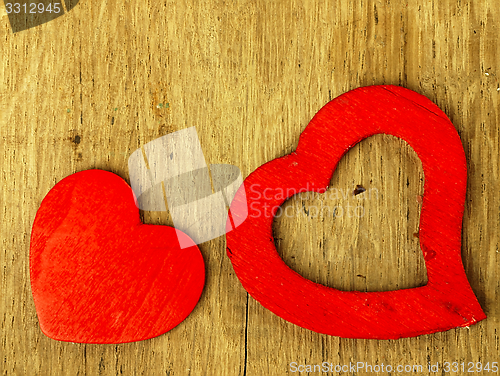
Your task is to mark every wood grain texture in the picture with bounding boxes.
[1,0,499,374]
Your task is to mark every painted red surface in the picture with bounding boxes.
[30,170,205,344]
[226,85,486,339]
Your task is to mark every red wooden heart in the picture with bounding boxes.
[226,85,486,339]
[30,170,205,344]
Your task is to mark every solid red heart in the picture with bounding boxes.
[226,85,486,339]
[30,170,205,344]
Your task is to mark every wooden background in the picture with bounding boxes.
[1,0,499,375]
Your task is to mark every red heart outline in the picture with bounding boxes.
[226,85,486,339]
[30,170,205,344]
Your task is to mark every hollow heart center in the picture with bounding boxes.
[272,134,427,292]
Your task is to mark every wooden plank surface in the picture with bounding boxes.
[1,0,499,374]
